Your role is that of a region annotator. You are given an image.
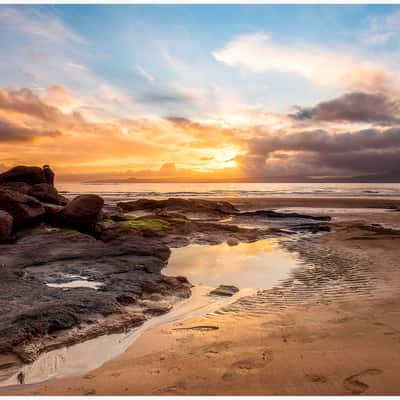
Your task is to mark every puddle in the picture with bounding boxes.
[164,239,302,289]
[1,239,302,388]
[46,280,104,290]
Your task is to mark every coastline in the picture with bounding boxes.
[3,196,400,395]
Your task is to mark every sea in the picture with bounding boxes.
[57,182,400,203]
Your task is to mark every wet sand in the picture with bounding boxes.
[4,197,400,395]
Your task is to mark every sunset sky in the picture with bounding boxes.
[1,5,400,181]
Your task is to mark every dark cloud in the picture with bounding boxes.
[291,91,400,124]
[0,88,64,122]
[241,127,400,179]
[0,118,60,142]
[248,127,400,155]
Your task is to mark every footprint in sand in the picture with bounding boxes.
[262,349,274,362]
[204,340,233,355]
[156,382,187,394]
[343,369,383,394]
[305,374,328,383]
[83,389,96,395]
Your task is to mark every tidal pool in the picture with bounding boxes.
[164,239,302,290]
[46,280,104,290]
[0,238,303,388]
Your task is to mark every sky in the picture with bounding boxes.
[1,4,400,181]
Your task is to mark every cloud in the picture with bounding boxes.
[0,6,86,44]
[213,32,394,89]
[239,126,400,178]
[291,91,400,124]
[136,65,155,83]
[67,62,88,71]
[248,127,400,155]
[0,117,60,142]
[0,88,64,122]
[361,10,400,45]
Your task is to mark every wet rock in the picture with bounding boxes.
[0,189,45,224]
[0,166,45,185]
[0,210,13,242]
[118,198,239,215]
[240,209,331,221]
[209,285,239,297]
[226,236,239,246]
[28,183,60,204]
[62,194,104,231]
[0,229,190,362]
[291,223,331,233]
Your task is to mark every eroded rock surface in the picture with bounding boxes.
[0,166,46,185]
[118,198,239,216]
[0,210,13,242]
[209,285,239,297]
[0,189,45,224]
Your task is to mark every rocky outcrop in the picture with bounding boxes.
[0,189,45,224]
[209,285,239,297]
[62,194,104,230]
[28,183,60,204]
[0,229,190,362]
[0,166,46,185]
[0,210,13,242]
[118,198,239,216]
[0,182,32,195]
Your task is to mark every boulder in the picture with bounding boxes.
[63,194,104,229]
[42,203,64,224]
[0,181,32,195]
[57,194,69,206]
[28,183,60,204]
[0,189,45,224]
[0,166,45,185]
[226,236,239,246]
[0,210,13,241]
[209,285,239,297]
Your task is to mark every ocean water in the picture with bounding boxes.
[56,182,400,202]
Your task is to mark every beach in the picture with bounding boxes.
[3,196,400,395]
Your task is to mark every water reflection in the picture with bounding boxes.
[164,239,301,289]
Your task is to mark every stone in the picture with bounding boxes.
[62,194,104,230]
[28,183,60,204]
[0,210,13,242]
[0,189,45,224]
[227,237,239,246]
[0,182,32,195]
[0,166,45,185]
[118,198,239,215]
[209,285,240,297]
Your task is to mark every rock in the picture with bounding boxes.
[28,183,60,204]
[226,236,239,246]
[0,182,32,195]
[42,203,64,223]
[0,166,45,185]
[62,194,104,230]
[209,285,239,297]
[57,194,69,206]
[0,189,45,224]
[0,210,13,242]
[118,198,239,215]
[240,209,331,221]
[0,229,190,361]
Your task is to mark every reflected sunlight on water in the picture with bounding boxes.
[164,239,301,289]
